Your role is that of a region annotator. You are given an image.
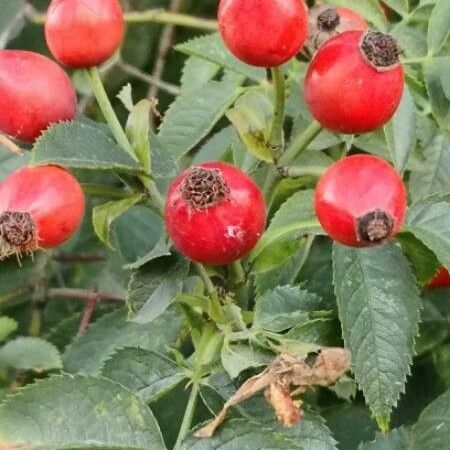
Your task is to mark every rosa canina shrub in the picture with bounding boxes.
[0,0,449,449]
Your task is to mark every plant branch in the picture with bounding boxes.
[78,294,98,335]
[0,133,23,156]
[29,9,218,31]
[194,263,217,298]
[85,67,136,160]
[47,288,125,302]
[53,252,106,263]
[173,382,200,450]
[278,165,326,178]
[268,66,286,151]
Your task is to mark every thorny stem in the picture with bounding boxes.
[173,382,200,450]
[268,66,286,152]
[30,9,218,31]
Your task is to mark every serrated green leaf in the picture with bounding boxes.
[250,190,322,261]
[358,428,411,449]
[31,121,142,172]
[226,90,275,163]
[128,256,190,324]
[63,308,182,375]
[156,77,243,165]
[0,337,62,371]
[411,390,450,450]
[384,86,416,174]
[176,33,265,82]
[117,83,134,111]
[93,194,144,249]
[102,347,185,403]
[0,317,17,342]
[254,285,322,332]
[221,343,271,379]
[405,194,450,271]
[423,58,450,127]
[409,133,450,201]
[333,243,421,424]
[396,232,440,285]
[286,318,342,347]
[123,235,171,270]
[0,374,165,450]
[381,0,409,15]
[181,419,303,450]
[180,56,220,94]
[329,375,358,402]
[323,0,387,31]
[428,0,450,55]
[126,99,151,171]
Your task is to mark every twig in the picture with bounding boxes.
[53,252,106,263]
[0,134,23,156]
[0,3,33,48]
[47,288,125,302]
[78,292,98,335]
[118,61,180,96]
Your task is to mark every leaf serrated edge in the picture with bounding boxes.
[331,244,421,427]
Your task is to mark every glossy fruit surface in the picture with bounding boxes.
[315,155,407,247]
[0,50,76,143]
[165,162,266,265]
[45,0,124,68]
[0,166,85,259]
[307,6,367,52]
[218,0,308,67]
[305,30,404,133]
[428,267,450,289]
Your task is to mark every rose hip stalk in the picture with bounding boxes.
[0,166,85,260]
[307,6,367,52]
[165,162,266,265]
[45,0,125,68]
[0,50,76,143]
[305,30,404,134]
[218,0,309,67]
[315,155,407,247]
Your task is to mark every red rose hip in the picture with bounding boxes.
[305,31,404,133]
[428,267,450,289]
[314,155,407,247]
[0,166,85,259]
[307,6,367,52]
[165,162,266,265]
[218,0,308,67]
[45,0,124,68]
[0,50,76,143]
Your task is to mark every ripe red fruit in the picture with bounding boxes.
[428,267,450,289]
[0,166,85,260]
[315,155,407,247]
[307,6,367,52]
[165,162,266,265]
[218,0,308,67]
[0,50,76,143]
[45,0,124,68]
[305,30,404,134]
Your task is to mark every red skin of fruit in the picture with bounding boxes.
[0,166,85,248]
[218,0,308,67]
[0,50,76,143]
[45,0,124,68]
[335,7,368,31]
[305,31,404,134]
[428,267,450,289]
[165,162,266,265]
[314,155,407,247]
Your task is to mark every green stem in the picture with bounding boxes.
[173,382,200,450]
[144,178,165,213]
[194,263,216,298]
[81,183,130,199]
[85,67,136,160]
[278,165,326,178]
[229,260,245,285]
[268,66,286,151]
[402,56,429,64]
[31,9,218,31]
[277,120,323,167]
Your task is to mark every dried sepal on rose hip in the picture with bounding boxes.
[306,5,367,53]
[165,162,266,265]
[0,50,76,143]
[0,166,85,260]
[218,0,309,67]
[196,347,351,437]
[305,30,404,134]
[315,155,407,248]
[45,0,124,68]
